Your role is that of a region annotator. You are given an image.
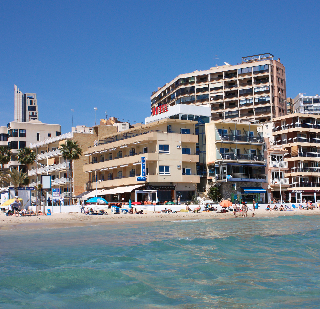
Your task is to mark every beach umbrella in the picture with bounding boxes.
[86,197,108,204]
[131,202,141,205]
[1,198,23,207]
[220,200,232,208]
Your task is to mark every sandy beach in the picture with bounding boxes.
[1,208,320,231]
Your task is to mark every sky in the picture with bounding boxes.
[0,0,319,133]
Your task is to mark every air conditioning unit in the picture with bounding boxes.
[177,165,181,169]
[177,145,181,149]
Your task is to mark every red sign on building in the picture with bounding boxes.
[152,104,168,116]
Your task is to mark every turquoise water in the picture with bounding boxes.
[0,216,320,308]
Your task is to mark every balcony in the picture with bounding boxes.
[273,122,320,132]
[271,178,289,185]
[270,161,288,168]
[215,173,266,182]
[37,149,62,160]
[28,162,67,176]
[219,153,264,162]
[52,177,70,185]
[219,134,264,143]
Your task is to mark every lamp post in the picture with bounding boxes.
[94,107,98,126]
[71,109,74,128]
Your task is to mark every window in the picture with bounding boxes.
[28,106,36,111]
[0,134,8,141]
[48,133,51,137]
[108,173,113,180]
[117,171,122,179]
[182,148,191,154]
[180,128,190,134]
[143,147,148,153]
[92,157,98,163]
[117,151,122,158]
[19,129,26,137]
[159,165,170,175]
[159,145,169,153]
[218,129,228,136]
[56,131,61,136]
[10,141,18,149]
[129,148,135,156]
[129,169,136,177]
[182,168,191,175]
[10,129,18,137]
[109,153,112,160]
[19,141,26,149]
[37,133,40,141]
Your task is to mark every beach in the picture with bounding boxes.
[1,208,320,230]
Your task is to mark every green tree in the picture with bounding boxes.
[0,146,12,171]
[17,147,36,166]
[59,140,82,204]
[208,185,222,202]
[7,168,28,197]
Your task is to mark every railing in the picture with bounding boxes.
[220,153,264,161]
[37,149,62,160]
[292,167,320,173]
[270,161,288,168]
[28,162,67,176]
[273,123,320,132]
[216,174,266,181]
[52,177,71,185]
[271,178,289,185]
[291,182,320,188]
[220,134,264,143]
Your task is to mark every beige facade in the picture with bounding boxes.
[83,119,200,202]
[151,53,286,123]
[272,113,320,202]
[205,121,266,202]
[28,125,117,202]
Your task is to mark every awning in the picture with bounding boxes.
[241,187,266,193]
[101,184,144,195]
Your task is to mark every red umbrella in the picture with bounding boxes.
[131,202,141,205]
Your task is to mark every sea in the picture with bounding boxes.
[0,215,319,308]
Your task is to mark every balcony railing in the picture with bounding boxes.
[220,134,264,143]
[271,178,289,185]
[270,161,288,168]
[292,167,320,173]
[273,123,320,132]
[220,153,264,161]
[216,174,266,181]
[291,182,320,188]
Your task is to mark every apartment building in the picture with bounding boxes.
[151,53,286,123]
[206,121,266,203]
[83,118,200,203]
[14,85,39,122]
[272,114,320,203]
[0,121,61,171]
[293,93,320,114]
[27,124,118,202]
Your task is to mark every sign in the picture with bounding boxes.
[136,156,147,181]
[151,104,168,116]
[52,188,60,200]
[41,175,51,189]
[9,187,34,190]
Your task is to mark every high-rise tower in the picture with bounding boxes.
[14,85,39,122]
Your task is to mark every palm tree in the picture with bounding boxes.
[7,168,28,197]
[0,146,12,171]
[59,140,82,204]
[17,147,36,172]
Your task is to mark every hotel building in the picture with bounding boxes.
[206,121,267,203]
[272,114,320,203]
[83,118,201,203]
[151,53,286,123]
[293,93,320,114]
[28,125,118,202]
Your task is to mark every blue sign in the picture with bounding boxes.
[137,157,147,181]
[141,156,146,177]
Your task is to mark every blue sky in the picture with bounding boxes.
[0,0,319,133]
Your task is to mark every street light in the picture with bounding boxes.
[71,109,74,128]
[94,107,98,125]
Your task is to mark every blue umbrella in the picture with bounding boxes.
[86,197,108,204]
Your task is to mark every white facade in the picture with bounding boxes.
[293,93,320,114]
[14,85,39,122]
